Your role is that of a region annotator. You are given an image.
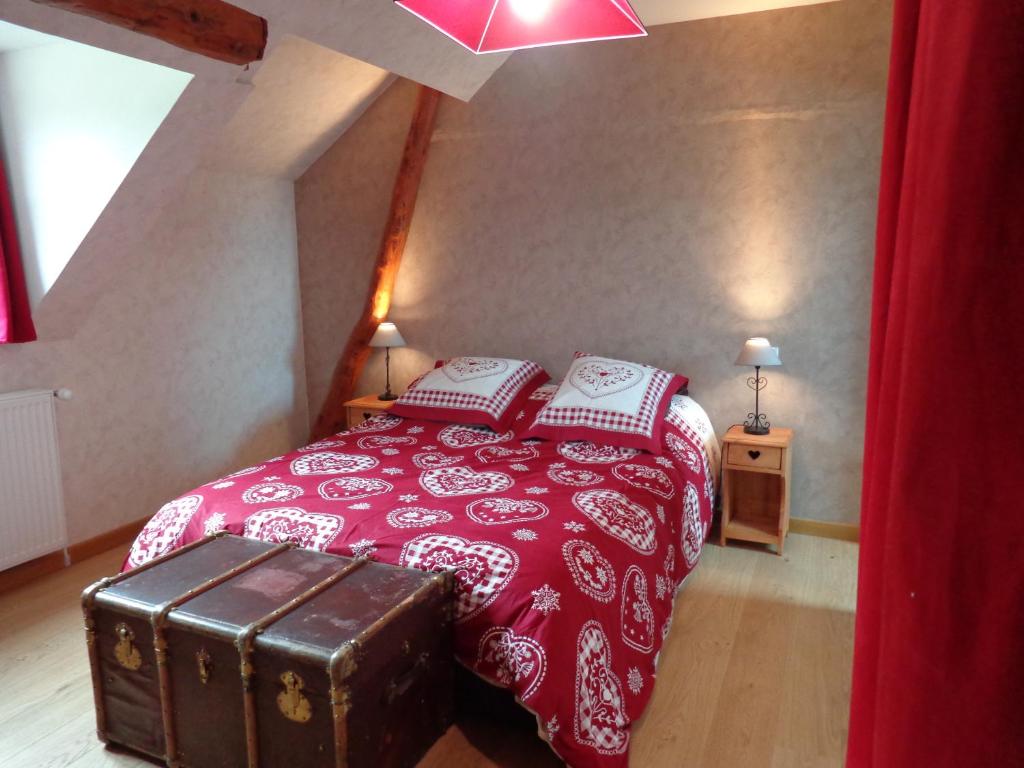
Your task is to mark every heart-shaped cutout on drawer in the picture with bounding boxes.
[748,450,762,460]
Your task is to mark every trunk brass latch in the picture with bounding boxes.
[114,623,142,671]
[197,649,212,684]
[277,671,312,723]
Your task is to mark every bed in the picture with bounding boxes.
[125,384,720,768]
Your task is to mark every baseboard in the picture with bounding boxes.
[0,550,69,595]
[790,517,859,543]
[67,516,149,563]
[0,516,148,595]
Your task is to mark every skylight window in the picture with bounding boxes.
[0,20,192,308]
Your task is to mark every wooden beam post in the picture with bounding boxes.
[311,85,442,442]
[30,0,268,65]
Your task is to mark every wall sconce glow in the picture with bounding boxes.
[394,0,647,54]
[509,0,554,23]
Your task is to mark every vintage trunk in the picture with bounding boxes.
[82,533,454,768]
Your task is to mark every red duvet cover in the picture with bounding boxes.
[125,388,719,768]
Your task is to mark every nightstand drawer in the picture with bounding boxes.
[726,444,782,471]
[343,395,396,429]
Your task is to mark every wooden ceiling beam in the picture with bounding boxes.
[30,0,268,65]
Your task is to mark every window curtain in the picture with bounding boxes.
[0,153,35,344]
[848,1,1024,766]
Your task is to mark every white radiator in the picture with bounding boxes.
[0,389,68,571]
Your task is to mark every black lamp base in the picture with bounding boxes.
[377,392,399,402]
[743,411,771,435]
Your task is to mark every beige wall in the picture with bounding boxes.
[296,80,418,420]
[0,168,308,544]
[0,11,427,548]
[297,0,892,525]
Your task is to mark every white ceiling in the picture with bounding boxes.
[0,19,58,52]
[630,0,840,26]
[207,35,395,179]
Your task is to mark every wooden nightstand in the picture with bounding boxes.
[343,394,396,429]
[720,425,794,555]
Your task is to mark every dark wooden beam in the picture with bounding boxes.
[31,0,268,65]
[311,85,442,442]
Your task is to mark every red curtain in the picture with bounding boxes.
[848,1,1024,766]
[0,153,36,344]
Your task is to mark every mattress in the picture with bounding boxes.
[125,391,719,768]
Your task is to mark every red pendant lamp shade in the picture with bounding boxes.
[395,0,647,54]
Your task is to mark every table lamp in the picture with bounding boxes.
[369,322,406,401]
[735,337,781,435]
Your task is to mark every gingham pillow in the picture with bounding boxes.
[520,353,687,453]
[391,357,549,431]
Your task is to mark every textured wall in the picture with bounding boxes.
[0,0,508,342]
[297,0,892,524]
[0,169,307,543]
[0,9,424,548]
[296,80,421,419]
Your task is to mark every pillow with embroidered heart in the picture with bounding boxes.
[520,352,688,453]
[391,356,549,432]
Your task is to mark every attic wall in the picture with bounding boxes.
[0,0,513,549]
[0,168,308,543]
[0,41,191,309]
[296,0,893,526]
[295,79,421,421]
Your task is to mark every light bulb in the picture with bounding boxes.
[508,0,554,24]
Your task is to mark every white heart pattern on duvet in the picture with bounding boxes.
[620,566,655,652]
[400,533,518,622]
[666,432,702,475]
[241,481,303,504]
[128,495,203,567]
[346,415,402,434]
[411,451,464,470]
[386,507,454,529]
[476,626,547,700]
[475,445,539,464]
[681,482,704,567]
[612,464,675,500]
[243,507,343,551]
[290,452,379,476]
[356,435,417,450]
[420,467,513,497]
[439,424,513,449]
[562,540,616,603]
[298,437,346,452]
[317,477,393,501]
[572,489,656,554]
[558,442,639,464]
[575,620,630,755]
[570,360,643,399]
[466,498,548,525]
[443,357,509,382]
[547,467,604,487]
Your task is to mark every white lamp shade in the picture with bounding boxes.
[735,337,781,367]
[369,322,406,348]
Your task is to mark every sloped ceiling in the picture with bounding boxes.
[0,18,54,51]
[0,1,507,102]
[0,0,845,340]
[208,36,394,180]
[0,0,496,339]
[630,0,841,26]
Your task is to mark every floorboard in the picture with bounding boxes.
[0,535,856,767]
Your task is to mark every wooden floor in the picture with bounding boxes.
[0,534,857,768]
